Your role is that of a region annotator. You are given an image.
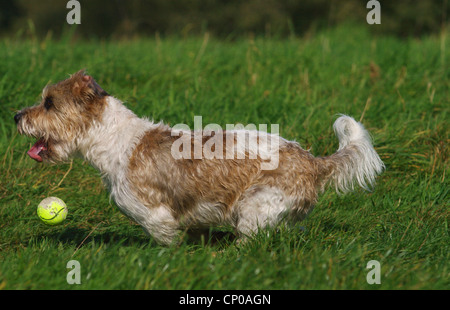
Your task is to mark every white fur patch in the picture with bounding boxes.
[331,115,385,193]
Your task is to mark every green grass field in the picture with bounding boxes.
[0,25,448,290]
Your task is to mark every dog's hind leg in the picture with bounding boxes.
[234,186,289,242]
[133,204,181,246]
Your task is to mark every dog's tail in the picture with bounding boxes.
[318,115,384,193]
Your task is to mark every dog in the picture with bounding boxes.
[15,70,384,245]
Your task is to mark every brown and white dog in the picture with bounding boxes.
[15,70,384,245]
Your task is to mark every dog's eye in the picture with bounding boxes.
[44,97,53,110]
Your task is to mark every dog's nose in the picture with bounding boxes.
[14,112,22,124]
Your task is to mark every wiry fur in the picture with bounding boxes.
[15,70,385,245]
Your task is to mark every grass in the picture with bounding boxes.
[0,25,448,290]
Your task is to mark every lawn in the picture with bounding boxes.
[0,25,448,290]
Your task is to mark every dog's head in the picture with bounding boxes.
[14,70,108,163]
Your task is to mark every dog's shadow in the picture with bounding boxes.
[37,226,154,248]
[37,226,237,249]
[184,229,237,247]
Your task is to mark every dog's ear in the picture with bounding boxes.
[71,70,109,98]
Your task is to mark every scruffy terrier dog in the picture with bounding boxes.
[15,70,384,245]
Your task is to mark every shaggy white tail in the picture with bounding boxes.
[323,115,384,193]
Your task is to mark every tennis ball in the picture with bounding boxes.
[37,197,68,225]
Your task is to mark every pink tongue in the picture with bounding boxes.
[27,138,46,162]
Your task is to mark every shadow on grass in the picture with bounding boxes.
[36,226,155,248]
[319,219,354,233]
[184,229,237,248]
[36,226,237,249]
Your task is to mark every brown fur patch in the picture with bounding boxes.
[127,128,326,222]
[128,129,265,219]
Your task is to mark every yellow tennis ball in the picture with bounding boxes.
[37,197,68,225]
